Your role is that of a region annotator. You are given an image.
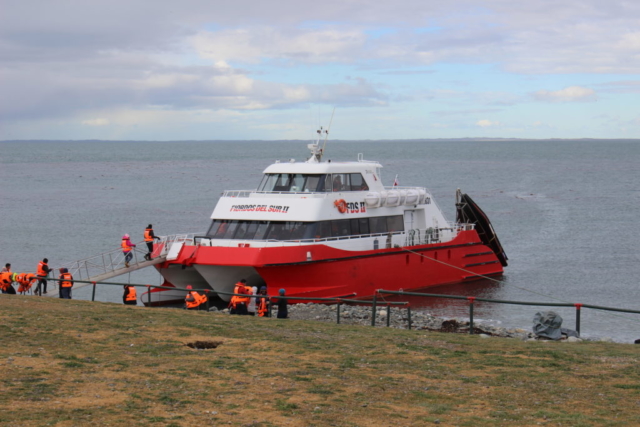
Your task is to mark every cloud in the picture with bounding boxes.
[533,86,596,102]
[476,119,500,127]
[82,118,109,126]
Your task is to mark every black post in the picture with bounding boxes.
[468,297,475,335]
[337,302,341,324]
[407,306,412,330]
[91,282,97,302]
[147,285,151,307]
[386,304,391,327]
[371,294,378,327]
[575,303,582,335]
[205,290,210,312]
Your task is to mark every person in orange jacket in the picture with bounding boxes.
[257,286,270,317]
[58,268,74,299]
[123,285,137,305]
[143,224,161,261]
[35,258,52,296]
[122,234,136,268]
[229,279,251,315]
[0,270,14,294]
[16,273,36,294]
[184,285,207,310]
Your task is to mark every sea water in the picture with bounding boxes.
[1,139,639,342]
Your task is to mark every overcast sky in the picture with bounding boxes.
[2,0,639,140]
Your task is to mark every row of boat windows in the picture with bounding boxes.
[257,173,369,193]
[206,215,404,241]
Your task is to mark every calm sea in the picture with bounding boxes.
[2,139,639,342]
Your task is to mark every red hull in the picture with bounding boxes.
[158,230,503,300]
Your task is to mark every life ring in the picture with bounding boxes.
[334,199,348,213]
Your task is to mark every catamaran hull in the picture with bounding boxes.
[149,229,503,304]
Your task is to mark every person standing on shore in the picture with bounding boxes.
[143,224,161,261]
[0,270,14,294]
[1,264,16,294]
[121,234,136,268]
[35,258,51,296]
[123,285,137,305]
[276,288,288,319]
[58,268,74,299]
[257,286,269,317]
[1,263,10,273]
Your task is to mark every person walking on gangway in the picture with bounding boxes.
[121,234,136,268]
[143,224,161,261]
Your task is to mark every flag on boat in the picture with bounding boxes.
[393,175,399,187]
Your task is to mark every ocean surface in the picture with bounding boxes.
[2,139,639,342]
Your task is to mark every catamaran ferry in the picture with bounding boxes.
[146,133,507,305]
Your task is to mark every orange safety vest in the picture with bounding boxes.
[257,297,268,317]
[0,272,11,290]
[186,291,206,309]
[122,238,132,252]
[144,228,153,242]
[37,261,48,277]
[125,286,137,301]
[59,272,73,288]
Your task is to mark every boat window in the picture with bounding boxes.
[358,217,370,235]
[253,221,270,240]
[387,215,404,232]
[207,215,405,240]
[350,173,369,191]
[331,219,351,237]
[258,173,328,192]
[332,173,351,192]
[369,217,388,234]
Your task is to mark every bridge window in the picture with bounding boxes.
[257,173,368,192]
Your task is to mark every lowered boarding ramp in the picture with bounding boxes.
[45,239,168,297]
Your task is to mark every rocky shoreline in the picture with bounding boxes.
[221,303,589,343]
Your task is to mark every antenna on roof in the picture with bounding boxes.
[321,107,336,159]
[306,107,335,163]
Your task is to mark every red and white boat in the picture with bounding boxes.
[145,133,507,305]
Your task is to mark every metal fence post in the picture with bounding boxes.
[407,305,412,330]
[575,303,582,335]
[91,282,97,302]
[147,285,151,307]
[205,290,210,312]
[467,297,475,334]
[337,301,341,324]
[371,294,378,327]
[386,304,391,327]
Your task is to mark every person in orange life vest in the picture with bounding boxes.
[1,263,10,273]
[35,258,52,296]
[0,271,15,294]
[123,285,137,305]
[58,268,74,299]
[257,286,270,317]
[121,234,136,268]
[185,285,207,310]
[229,279,250,315]
[17,273,36,294]
[143,224,161,261]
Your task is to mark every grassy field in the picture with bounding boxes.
[1,295,640,426]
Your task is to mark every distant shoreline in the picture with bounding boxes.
[3,138,640,143]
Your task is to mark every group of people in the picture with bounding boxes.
[121,224,161,268]
[0,260,74,299]
[182,279,287,318]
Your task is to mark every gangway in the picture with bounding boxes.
[43,234,200,297]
